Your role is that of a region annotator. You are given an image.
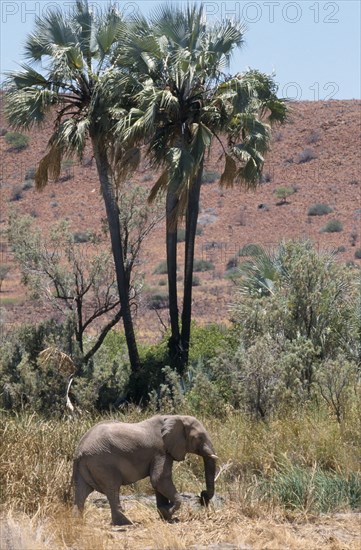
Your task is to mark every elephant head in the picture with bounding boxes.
[161,415,218,505]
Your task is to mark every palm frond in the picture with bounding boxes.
[35,143,63,190]
[220,153,237,187]
[148,170,169,203]
[5,86,57,129]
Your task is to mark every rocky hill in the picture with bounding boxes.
[1,99,360,340]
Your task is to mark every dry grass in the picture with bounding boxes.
[1,504,360,550]
[1,408,360,549]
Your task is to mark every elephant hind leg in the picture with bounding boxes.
[73,473,93,518]
[106,488,133,526]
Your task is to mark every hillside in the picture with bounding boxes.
[0,99,360,340]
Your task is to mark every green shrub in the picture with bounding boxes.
[297,148,317,163]
[147,292,169,309]
[73,231,94,243]
[193,259,214,271]
[22,180,34,191]
[354,248,361,259]
[177,226,203,242]
[9,185,23,201]
[274,186,295,203]
[25,167,36,181]
[158,278,167,286]
[5,132,29,151]
[153,260,168,274]
[0,319,79,415]
[308,203,333,216]
[321,219,343,233]
[202,171,220,184]
[260,464,361,513]
[192,275,201,286]
[177,228,186,242]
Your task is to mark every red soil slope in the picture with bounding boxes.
[1,99,360,340]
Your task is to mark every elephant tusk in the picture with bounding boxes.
[210,454,218,460]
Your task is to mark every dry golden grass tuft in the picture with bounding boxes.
[1,503,360,550]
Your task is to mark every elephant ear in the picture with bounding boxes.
[161,416,187,461]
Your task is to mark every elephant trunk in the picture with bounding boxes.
[200,455,216,506]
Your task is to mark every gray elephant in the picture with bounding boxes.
[72,414,218,525]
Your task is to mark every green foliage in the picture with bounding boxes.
[25,167,36,180]
[84,331,131,410]
[274,186,295,203]
[9,185,24,202]
[5,131,29,151]
[147,292,169,309]
[308,203,333,216]
[177,228,186,242]
[321,219,343,233]
[202,171,220,184]
[148,366,184,413]
[153,261,168,274]
[193,259,214,271]
[355,248,361,259]
[192,275,201,286]
[0,264,11,292]
[0,319,78,415]
[297,148,317,163]
[73,231,93,243]
[227,241,360,417]
[261,464,361,512]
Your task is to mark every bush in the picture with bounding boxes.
[193,259,214,272]
[177,228,186,242]
[192,275,201,286]
[274,186,295,203]
[321,219,343,233]
[354,248,361,259]
[5,132,29,151]
[25,167,36,181]
[297,148,317,163]
[73,231,92,243]
[202,171,220,184]
[177,226,203,242]
[0,264,11,292]
[261,463,361,513]
[308,203,333,216]
[9,185,23,202]
[153,260,168,274]
[22,180,34,191]
[0,319,79,415]
[306,130,320,144]
[147,292,169,309]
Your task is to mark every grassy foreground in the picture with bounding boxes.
[1,408,360,549]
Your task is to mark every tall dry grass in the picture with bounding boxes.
[1,407,360,549]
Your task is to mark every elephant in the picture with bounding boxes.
[72,414,218,525]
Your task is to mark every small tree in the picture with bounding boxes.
[274,186,295,204]
[8,214,122,366]
[0,265,11,292]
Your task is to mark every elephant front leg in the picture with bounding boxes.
[151,455,182,521]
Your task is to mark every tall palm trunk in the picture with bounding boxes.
[166,184,182,370]
[181,163,203,370]
[91,137,140,372]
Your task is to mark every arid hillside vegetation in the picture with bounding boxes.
[1,99,360,338]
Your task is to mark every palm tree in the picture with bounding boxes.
[5,0,140,370]
[118,4,287,372]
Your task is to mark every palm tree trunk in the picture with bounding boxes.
[181,163,203,370]
[166,185,182,369]
[91,137,140,372]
